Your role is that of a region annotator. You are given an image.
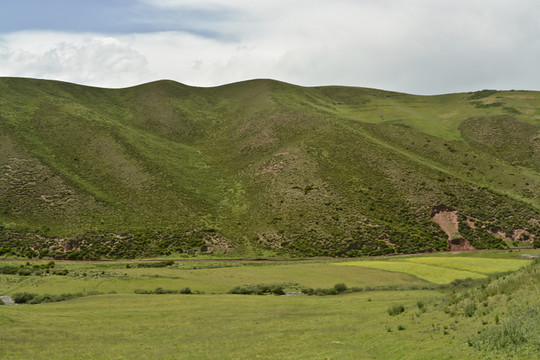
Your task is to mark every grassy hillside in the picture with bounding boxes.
[0,78,538,258]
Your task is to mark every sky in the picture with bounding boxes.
[1,0,539,94]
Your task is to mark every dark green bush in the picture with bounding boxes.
[229,284,285,295]
[131,260,175,268]
[153,287,172,294]
[17,268,33,276]
[302,284,367,296]
[334,283,348,293]
[134,287,195,295]
[0,265,19,275]
[12,291,102,304]
[12,292,36,304]
[52,269,69,276]
[467,89,497,100]
[388,304,405,316]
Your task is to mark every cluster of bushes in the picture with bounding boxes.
[134,287,193,295]
[126,260,174,268]
[465,261,540,356]
[12,291,103,304]
[438,260,540,320]
[470,101,504,109]
[467,89,498,100]
[229,284,285,295]
[388,304,405,316]
[278,219,449,258]
[303,283,438,296]
[459,192,537,238]
[0,261,69,276]
[458,215,506,250]
[443,277,485,289]
[302,283,353,296]
[0,228,221,260]
[468,309,540,354]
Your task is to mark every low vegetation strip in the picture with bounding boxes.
[335,260,486,284]
[134,287,194,295]
[11,291,103,304]
[229,284,286,295]
[402,257,530,274]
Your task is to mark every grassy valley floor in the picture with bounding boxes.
[1,250,538,359]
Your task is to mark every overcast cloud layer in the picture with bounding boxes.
[1,0,539,94]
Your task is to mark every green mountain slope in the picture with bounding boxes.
[0,78,538,258]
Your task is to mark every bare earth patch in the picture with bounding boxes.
[431,205,474,251]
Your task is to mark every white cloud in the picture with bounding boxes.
[0,33,154,88]
[1,1,540,93]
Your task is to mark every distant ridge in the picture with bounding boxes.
[0,77,538,258]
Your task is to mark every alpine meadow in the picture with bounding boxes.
[1,77,540,359]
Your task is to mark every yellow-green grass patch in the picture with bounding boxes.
[402,257,530,274]
[334,261,487,284]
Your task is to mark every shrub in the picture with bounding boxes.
[463,301,477,317]
[301,283,361,296]
[388,304,405,316]
[268,284,285,295]
[0,265,19,275]
[52,269,69,276]
[468,310,540,355]
[134,287,195,295]
[154,287,174,294]
[467,89,497,100]
[12,291,102,304]
[12,292,37,304]
[17,268,33,276]
[229,284,285,295]
[133,260,175,268]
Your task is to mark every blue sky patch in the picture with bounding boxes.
[0,0,236,38]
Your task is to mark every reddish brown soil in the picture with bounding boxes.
[431,206,474,251]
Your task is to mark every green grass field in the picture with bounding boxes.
[1,291,458,360]
[1,251,539,359]
[0,260,429,296]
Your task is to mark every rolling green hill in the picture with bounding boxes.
[0,77,538,259]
